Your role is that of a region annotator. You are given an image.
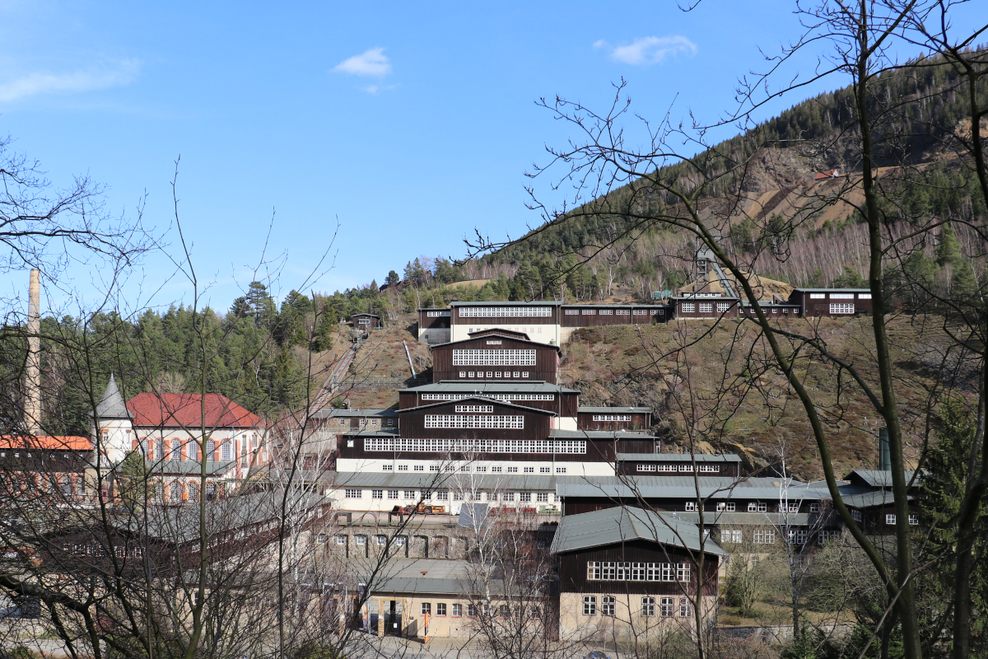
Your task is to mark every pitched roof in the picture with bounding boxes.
[96,374,130,420]
[0,435,92,451]
[127,393,264,430]
[550,506,727,557]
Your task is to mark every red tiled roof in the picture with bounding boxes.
[814,170,837,180]
[126,394,265,430]
[0,435,92,451]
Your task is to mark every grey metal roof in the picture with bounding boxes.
[549,429,657,440]
[616,453,741,463]
[550,506,728,557]
[96,374,130,420]
[397,396,557,416]
[665,511,819,527]
[579,407,652,414]
[340,429,399,438]
[401,382,577,395]
[844,470,920,488]
[840,489,914,509]
[334,471,582,491]
[555,476,830,501]
[449,300,563,307]
[561,304,669,309]
[430,331,560,352]
[364,559,513,598]
[309,408,397,419]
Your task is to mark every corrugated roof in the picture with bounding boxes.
[397,396,557,416]
[430,331,560,352]
[616,453,741,463]
[334,471,582,490]
[144,459,237,476]
[550,506,728,557]
[549,429,656,439]
[844,470,920,488]
[127,393,265,429]
[578,407,652,414]
[555,476,829,501]
[402,382,577,394]
[450,301,563,307]
[309,408,397,419]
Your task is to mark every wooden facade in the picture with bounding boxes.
[670,296,740,319]
[398,385,579,417]
[557,540,719,598]
[788,289,873,317]
[577,408,652,432]
[431,332,561,384]
[559,305,669,327]
[615,454,741,478]
[351,313,382,330]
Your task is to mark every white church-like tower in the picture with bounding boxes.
[93,374,133,466]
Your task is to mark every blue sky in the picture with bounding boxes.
[0,1,976,316]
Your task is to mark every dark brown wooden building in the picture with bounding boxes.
[559,304,670,327]
[351,313,381,331]
[417,308,451,344]
[788,288,873,317]
[577,407,653,432]
[430,330,561,384]
[398,382,580,417]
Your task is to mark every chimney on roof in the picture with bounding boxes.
[878,426,891,471]
[24,269,42,435]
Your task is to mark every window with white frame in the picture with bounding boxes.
[583,596,597,616]
[382,464,393,471]
[810,502,820,513]
[722,529,743,543]
[679,598,694,617]
[886,514,896,525]
[684,501,697,511]
[355,535,366,546]
[809,293,825,299]
[424,415,524,429]
[592,414,632,421]
[638,464,657,472]
[452,603,462,617]
[830,303,855,314]
[754,529,776,544]
[458,306,552,317]
[336,536,346,546]
[421,603,431,615]
[601,596,615,616]
[388,490,399,499]
[859,293,872,299]
[436,603,446,616]
[540,467,550,473]
[789,529,809,545]
[524,466,534,473]
[404,490,415,498]
[537,492,549,502]
[681,302,696,313]
[717,302,730,312]
[659,597,674,617]
[455,404,494,413]
[716,502,735,512]
[556,467,567,473]
[376,536,387,546]
[699,302,713,313]
[371,490,383,499]
[908,514,919,525]
[748,501,767,512]
[641,597,655,617]
[452,349,537,366]
[582,309,596,315]
[564,309,579,315]
[345,489,361,499]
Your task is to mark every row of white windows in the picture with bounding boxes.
[337,418,394,427]
[452,349,537,366]
[680,302,733,313]
[383,464,568,474]
[458,307,553,317]
[587,562,691,582]
[457,371,532,379]
[725,529,842,545]
[808,292,869,300]
[887,514,919,525]
[592,414,632,421]
[364,438,586,454]
[343,489,553,503]
[423,415,525,429]
[426,310,451,317]
[682,501,821,513]
[830,303,856,314]
[454,405,493,413]
[421,393,555,401]
[636,464,721,472]
[584,596,692,618]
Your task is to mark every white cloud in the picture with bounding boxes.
[602,36,697,65]
[0,58,141,102]
[334,47,392,77]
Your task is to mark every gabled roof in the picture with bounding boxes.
[555,476,828,501]
[396,395,557,416]
[96,374,130,420]
[843,470,920,488]
[0,435,92,451]
[401,382,577,395]
[431,330,559,352]
[127,394,265,430]
[550,506,727,557]
[309,408,397,420]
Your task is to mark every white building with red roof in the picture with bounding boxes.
[94,376,269,503]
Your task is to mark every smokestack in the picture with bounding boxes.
[878,426,891,472]
[24,269,42,435]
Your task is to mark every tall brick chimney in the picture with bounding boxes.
[24,269,41,435]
